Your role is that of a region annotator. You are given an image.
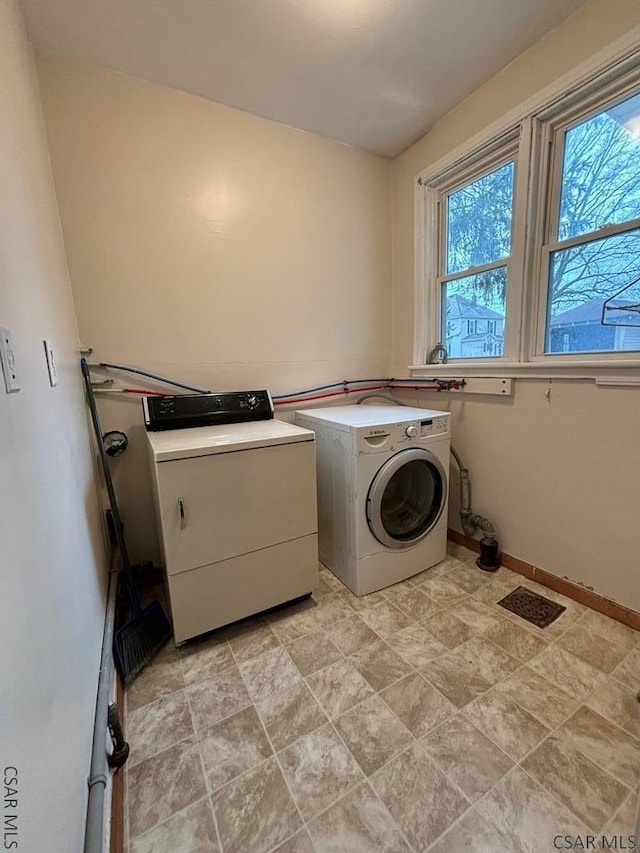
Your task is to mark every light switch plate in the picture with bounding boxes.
[43,339,58,386]
[0,327,20,393]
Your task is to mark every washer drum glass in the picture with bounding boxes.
[366,448,447,549]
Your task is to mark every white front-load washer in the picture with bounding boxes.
[295,405,450,595]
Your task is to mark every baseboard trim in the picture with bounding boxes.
[110,674,125,853]
[447,528,640,631]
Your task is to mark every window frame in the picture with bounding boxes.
[412,32,640,380]
[530,74,640,364]
[418,132,528,368]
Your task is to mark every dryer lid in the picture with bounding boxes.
[147,419,315,461]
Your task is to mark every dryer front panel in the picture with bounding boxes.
[366,448,447,550]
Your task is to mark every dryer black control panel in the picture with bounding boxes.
[143,390,274,431]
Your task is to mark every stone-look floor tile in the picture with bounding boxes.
[319,567,343,591]
[268,601,322,643]
[127,643,184,712]
[611,645,640,687]
[307,782,410,853]
[255,680,327,751]
[227,622,280,663]
[602,789,640,841]
[128,689,194,766]
[358,601,413,637]
[130,797,218,853]
[557,623,628,674]
[578,609,640,651]
[279,723,364,821]
[271,829,315,853]
[442,560,492,594]
[328,614,379,655]
[447,541,476,561]
[522,734,630,831]
[477,766,589,853]
[423,713,513,801]
[384,623,447,668]
[186,666,252,736]
[446,598,505,633]
[421,648,493,708]
[211,756,302,853]
[464,690,550,761]
[415,574,468,606]
[493,665,579,729]
[334,695,413,776]
[380,673,455,738]
[482,620,548,663]
[314,592,356,627]
[557,706,640,790]
[239,646,302,703]
[180,633,234,684]
[371,742,469,851]
[471,578,520,614]
[198,705,272,791]
[128,739,207,839]
[420,555,464,577]
[454,636,520,685]
[428,807,508,853]
[349,639,413,692]
[306,657,374,718]
[528,644,604,701]
[421,610,475,649]
[347,589,389,611]
[286,630,342,675]
[587,679,640,739]
[383,586,440,620]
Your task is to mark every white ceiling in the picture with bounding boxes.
[19,0,586,157]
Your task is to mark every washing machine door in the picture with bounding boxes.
[366,447,447,549]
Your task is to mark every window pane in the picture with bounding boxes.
[558,91,640,240]
[446,161,514,274]
[546,228,640,354]
[442,269,506,358]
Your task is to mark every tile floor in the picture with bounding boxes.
[124,544,640,852]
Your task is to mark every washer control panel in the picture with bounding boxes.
[356,412,450,454]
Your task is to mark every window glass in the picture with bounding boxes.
[442,270,506,359]
[446,161,514,274]
[545,228,640,353]
[558,91,640,241]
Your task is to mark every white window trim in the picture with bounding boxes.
[412,26,640,379]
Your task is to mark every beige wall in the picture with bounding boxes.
[392,0,640,609]
[0,1,107,849]
[36,54,392,562]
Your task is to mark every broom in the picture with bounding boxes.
[81,358,171,684]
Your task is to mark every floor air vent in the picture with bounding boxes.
[498,586,566,628]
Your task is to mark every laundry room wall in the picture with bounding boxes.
[0,1,108,850]
[35,55,392,564]
[391,0,640,611]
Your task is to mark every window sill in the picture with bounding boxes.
[409,361,640,386]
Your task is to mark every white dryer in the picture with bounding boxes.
[295,405,450,595]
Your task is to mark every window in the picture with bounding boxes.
[438,158,515,361]
[415,47,640,374]
[541,89,640,356]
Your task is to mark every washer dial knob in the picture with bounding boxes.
[405,424,418,438]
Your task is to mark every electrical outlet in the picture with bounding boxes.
[0,327,20,393]
[43,339,58,387]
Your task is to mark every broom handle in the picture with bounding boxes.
[81,358,141,614]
